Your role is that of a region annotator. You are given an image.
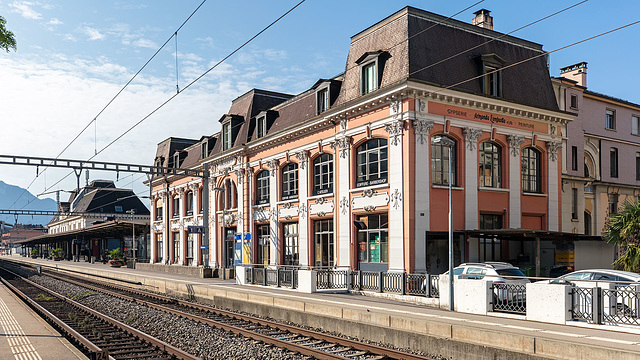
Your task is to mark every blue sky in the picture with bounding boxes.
[0,0,639,215]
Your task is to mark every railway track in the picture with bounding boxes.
[0,266,198,360]
[3,260,435,360]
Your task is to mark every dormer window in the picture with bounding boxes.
[222,122,232,150]
[201,142,208,159]
[317,88,329,114]
[115,206,123,213]
[173,152,181,168]
[356,51,385,95]
[480,54,505,97]
[257,116,267,138]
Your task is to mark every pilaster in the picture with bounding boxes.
[385,109,405,271]
[295,151,310,267]
[331,136,351,268]
[547,141,562,231]
[413,116,433,273]
[507,135,525,228]
[463,127,482,229]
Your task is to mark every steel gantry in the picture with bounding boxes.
[0,154,211,267]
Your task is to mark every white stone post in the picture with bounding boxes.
[463,128,482,230]
[386,102,405,272]
[333,136,351,269]
[268,160,279,266]
[295,151,310,267]
[413,113,433,273]
[547,141,561,231]
[508,135,524,228]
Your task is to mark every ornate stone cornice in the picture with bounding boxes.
[546,141,562,162]
[507,135,525,157]
[330,136,351,159]
[462,127,483,151]
[385,120,404,146]
[413,120,434,145]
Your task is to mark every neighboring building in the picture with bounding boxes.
[1,224,47,255]
[150,7,581,278]
[553,62,640,270]
[18,180,150,261]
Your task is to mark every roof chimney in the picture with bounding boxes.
[560,62,587,87]
[472,9,493,30]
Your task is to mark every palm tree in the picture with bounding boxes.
[0,16,17,52]
[602,198,640,272]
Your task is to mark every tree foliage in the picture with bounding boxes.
[0,16,17,52]
[602,198,640,272]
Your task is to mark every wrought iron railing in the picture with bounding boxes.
[315,270,440,298]
[491,283,527,314]
[602,285,640,326]
[316,270,349,290]
[245,267,298,289]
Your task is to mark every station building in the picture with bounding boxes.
[149,7,580,277]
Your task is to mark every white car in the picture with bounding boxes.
[445,262,529,302]
[559,269,640,284]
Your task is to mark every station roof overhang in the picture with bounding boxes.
[15,220,149,246]
[428,229,602,242]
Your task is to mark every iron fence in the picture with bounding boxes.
[602,285,640,326]
[360,271,381,292]
[491,283,527,314]
[316,270,440,298]
[245,267,298,289]
[316,270,349,290]
[382,272,403,293]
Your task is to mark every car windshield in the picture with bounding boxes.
[563,272,592,280]
[496,269,525,277]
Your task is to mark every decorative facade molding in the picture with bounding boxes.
[266,159,279,177]
[340,196,349,215]
[294,150,309,170]
[506,135,525,157]
[234,169,244,185]
[351,189,390,211]
[391,189,402,210]
[416,98,427,115]
[330,136,351,159]
[340,118,348,131]
[299,204,307,219]
[413,119,434,145]
[390,99,402,120]
[384,120,404,146]
[462,127,483,151]
[546,141,562,162]
[308,198,334,216]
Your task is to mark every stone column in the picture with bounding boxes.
[295,151,310,267]
[235,168,246,265]
[507,135,525,229]
[178,190,185,266]
[463,127,482,230]
[163,189,169,264]
[332,136,351,269]
[385,101,405,272]
[267,159,279,266]
[413,114,434,273]
[547,141,562,231]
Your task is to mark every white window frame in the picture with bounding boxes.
[317,88,329,114]
[256,170,270,205]
[257,116,267,139]
[222,122,232,150]
[605,109,616,130]
[281,163,298,200]
[356,138,388,188]
[361,61,378,94]
[313,154,333,196]
[632,115,639,136]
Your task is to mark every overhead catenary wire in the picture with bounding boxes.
[3,0,209,216]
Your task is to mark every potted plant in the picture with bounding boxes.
[51,248,64,261]
[108,248,125,267]
[30,248,39,258]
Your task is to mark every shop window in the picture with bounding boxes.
[283,223,299,266]
[356,138,388,188]
[357,213,389,264]
[314,219,334,268]
[257,224,270,266]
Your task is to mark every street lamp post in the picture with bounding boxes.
[126,209,136,268]
[432,136,455,311]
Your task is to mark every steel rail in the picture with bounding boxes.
[0,276,111,360]
[43,267,434,360]
[1,267,200,360]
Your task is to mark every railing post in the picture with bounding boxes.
[346,270,352,290]
[358,270,362,291]
[277,267,281,287]
[427,274,432,297]
[263,268,267,286]
[402,272,407,295]
[592,287,602,324]
[379,272,384,293]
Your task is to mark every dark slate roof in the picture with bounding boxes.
[154,137,198,168]
[584,90,640,109]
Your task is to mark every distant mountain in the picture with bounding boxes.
[0,180,57,226]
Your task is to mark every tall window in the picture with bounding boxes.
[156,233,163,261]
[605,109,616,130]
[570,94,578,109]
[281,163,298,200]
[362,62,377,94]
[283,223,299,266]
[173,152,180,168]
[257,116,267,139]
[636,153,640,181]
[185,191,194,216]
[314,219,334,268]
[522,147,541,193]
[186,233,194,265]
[431,135,456,186]
[479,214,502,261]
[571,188,578,220]
[257,224,270,265]
[155,199,163,221]
[584,212,592,235]
[610,148,618,178]
[201,142,208,159]
[220,179,237,210]
[356,138,388,187]
[222,122,232,150]
[313,154,333,195]
[256,170,270,205]
[609,193,619,215]
[172,231,180,264]
[633,115,640,136]
[479,142,502,188]
[357,214,389,264]
[483,65,501,96]
[571,146,578,171]
[317,88,329,114]
[172,196,179,218]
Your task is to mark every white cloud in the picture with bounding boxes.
[132,38,157,49]
[80,26,105,41]
[63,33,77,42]
[47,18,62,25]
[9,1,43,20]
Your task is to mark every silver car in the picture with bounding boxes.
[449,262,529,302]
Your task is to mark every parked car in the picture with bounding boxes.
[549,265,574,278]
[558,269,640,285]
[442,262,530,302]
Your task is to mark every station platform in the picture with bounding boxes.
[0,273,87,360]
[2,255,640,360]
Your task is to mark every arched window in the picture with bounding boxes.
[256,170,270,205]
[521,147,541,193]
[431,135,456,186]
[219,179,237,210]
[281,163,298,200]
[356,138,388,187]
[479,141,502,188]
[313,154,333,195]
